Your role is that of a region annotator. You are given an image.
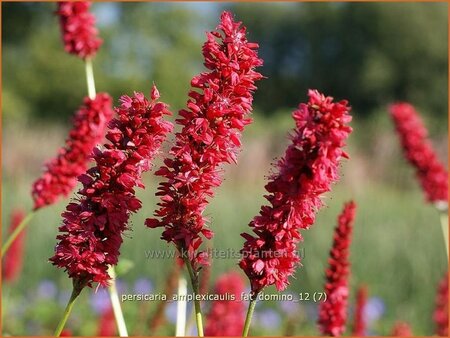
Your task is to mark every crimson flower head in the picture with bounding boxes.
[239,90,352,295]
[391,321,413,336]
[352,285,368,336]
[434,271,448,336]
[205,271,246,336]
[2,210,26,283]
[318,201,356,336]
[32,93,113,210]
[146,11,263,272]
[50,86,173,288]
[389,103,448,208]
[57,1,102,59]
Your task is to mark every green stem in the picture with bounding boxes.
[85,57,96,99]
[439,211,448,261]
[108,266,129,337]
[183,255,204,336]
[2,211,34,258]
[242,297,258,337]
[54,285,82,336]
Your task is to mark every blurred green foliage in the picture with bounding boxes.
[2,2,448,129]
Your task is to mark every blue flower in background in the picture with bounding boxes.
[37,280,57,300]
[165,301,177,324]
[58,291,71,307]
[279,293,299,316]
[255,308,282,330]
[134,278,153,294]
[90,288,110,315]
[364,297,385,323]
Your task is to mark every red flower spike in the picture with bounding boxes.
[318,201,357,336]
[32,93,113,210]
[205,271,246,336]
[434,271,448,336]
[239,90,353,295]
[391,321,413,336]
[97,307,116,336]
[146,11,263,272]
[2,210,26,283]
[56,1,102,59]
[352,285,368,336]
[389,103,448,207]
[50,87,173,287]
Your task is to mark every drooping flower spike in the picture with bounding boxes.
[56,1,102,59]
[32,93,113,210]
[352,285,368,336]
[239,90,353,296]
[433,271,448,336]
[2,210,26,283]
[389,103,448,207]
[50,86,173,288]
[146,11,263,272]
[205,271,246,336]
[318,201,356,336]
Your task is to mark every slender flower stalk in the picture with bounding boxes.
[56,1,102,60]
[50,87,172,334]
[146,11,262,335]
[433,271,448,336]
[391,321,413,336]
[175,276,188,336]
[204,271,246,336]
[54,282,84,337]
[238,90,352,332]
[318,201,357,336]
[352,285,368,336]
[2,210,26,282]
[108,266,128,336]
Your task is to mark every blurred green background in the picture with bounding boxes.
[2,1,448,336]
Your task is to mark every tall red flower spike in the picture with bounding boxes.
[57,1,102,59]
[2,210,26,283]
[97,307,116,336]
[32,93,113,210]
[389,103,448,207]
[352,285,368,336]
[318,201,356,337]
[434,271,448,336]
[146,11,263,272]
[205,271,246,336]
[391,321,413,336]
[239,91,352,295]
[50,86,173,288]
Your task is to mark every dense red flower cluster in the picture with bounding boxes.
[434,271,448,336]
[389,103,448,206]
[32,93,113,210]
[352,285,368,336]
[50,87,172,287]
[56,1,102,59]
[391,321,413,336]
[239,90,352,295]
[2,210,26,283]
[205,271,246,336]
[146,12,262,271]
[318,201,356,336]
